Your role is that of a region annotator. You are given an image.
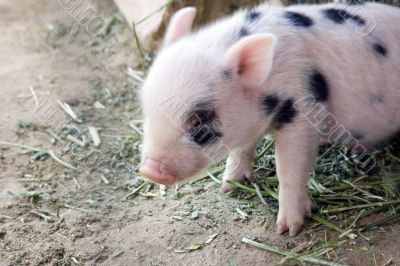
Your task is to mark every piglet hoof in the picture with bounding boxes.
[220,182,234,193]
[276,195,311,237]
[277,222,303,237]
[277,223,288,235]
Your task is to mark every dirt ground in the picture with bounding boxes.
[0,1,399,265]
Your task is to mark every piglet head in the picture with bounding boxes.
[140,7,277,185]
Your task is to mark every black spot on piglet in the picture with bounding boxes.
[308,69,329,102]
[347,0,365,5]
[222,69,233,81]
[370,93,384,104]
[246,10,262,22]
[272,98,298,129]
[372,43,388,57]
[351,132,364,140]
[262,95,280,114]
[322,8,366,26]
[284,11,314,28]
[238,27,250,38]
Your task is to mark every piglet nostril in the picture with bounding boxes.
[139,158,177,185]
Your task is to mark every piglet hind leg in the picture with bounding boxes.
[220,142,259,193]
[275,122,319,236]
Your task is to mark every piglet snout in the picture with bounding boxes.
[139,158,176,185]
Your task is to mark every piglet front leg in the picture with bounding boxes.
[274,121,319,236]
[220,142,259,193]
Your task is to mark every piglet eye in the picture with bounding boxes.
[189,126,219,146]
[188,110,215,127]
[186,109,222,146]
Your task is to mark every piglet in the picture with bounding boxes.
[139,3,400,236]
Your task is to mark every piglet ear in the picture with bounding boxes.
[164,7,197,46]
[224,34,277,86]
